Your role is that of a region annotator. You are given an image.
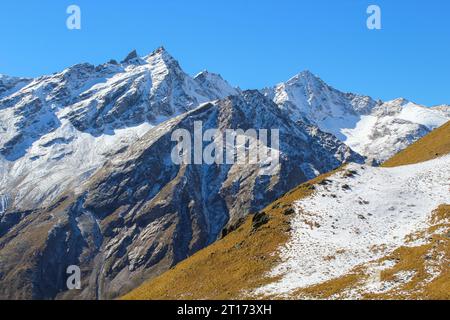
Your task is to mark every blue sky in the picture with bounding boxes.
[0,0,449,105]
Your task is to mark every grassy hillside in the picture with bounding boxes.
[382,121,450,167]
[122,123,450,300]
[285,124,450,300]
[122,169,340,300]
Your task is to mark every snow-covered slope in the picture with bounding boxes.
[264,72,450,163]
[255,155,450,297]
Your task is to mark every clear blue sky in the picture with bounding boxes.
[0,0,449,106]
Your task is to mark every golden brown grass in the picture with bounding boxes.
[365,205,450,300]
[121,169,341,300]
[382,121,450,167]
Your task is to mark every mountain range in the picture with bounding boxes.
[0,47,448,299]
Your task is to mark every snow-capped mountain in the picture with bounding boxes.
[0,46,448,300]
[0,91,360,300]
[264,71,450,163]
[0,47,238,212]
[0,49,361,299]
[2,54,448,215]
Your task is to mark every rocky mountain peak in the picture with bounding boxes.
[145,46,179,68]
[285,70,325,87]
[194,70,222,81]
[122,49,139,63]
[385,97,410,107]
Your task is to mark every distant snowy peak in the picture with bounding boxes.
[266,71,449,163]
[1,49,448,166]
[432,104,450,114]
[344,101,449,163]
[264,70,378,125]
[376,99,450,129]
[121,49,140,64]
[0,74,29,82]
[284,70,326,89]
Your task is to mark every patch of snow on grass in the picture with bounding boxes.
[255,155,450,297]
